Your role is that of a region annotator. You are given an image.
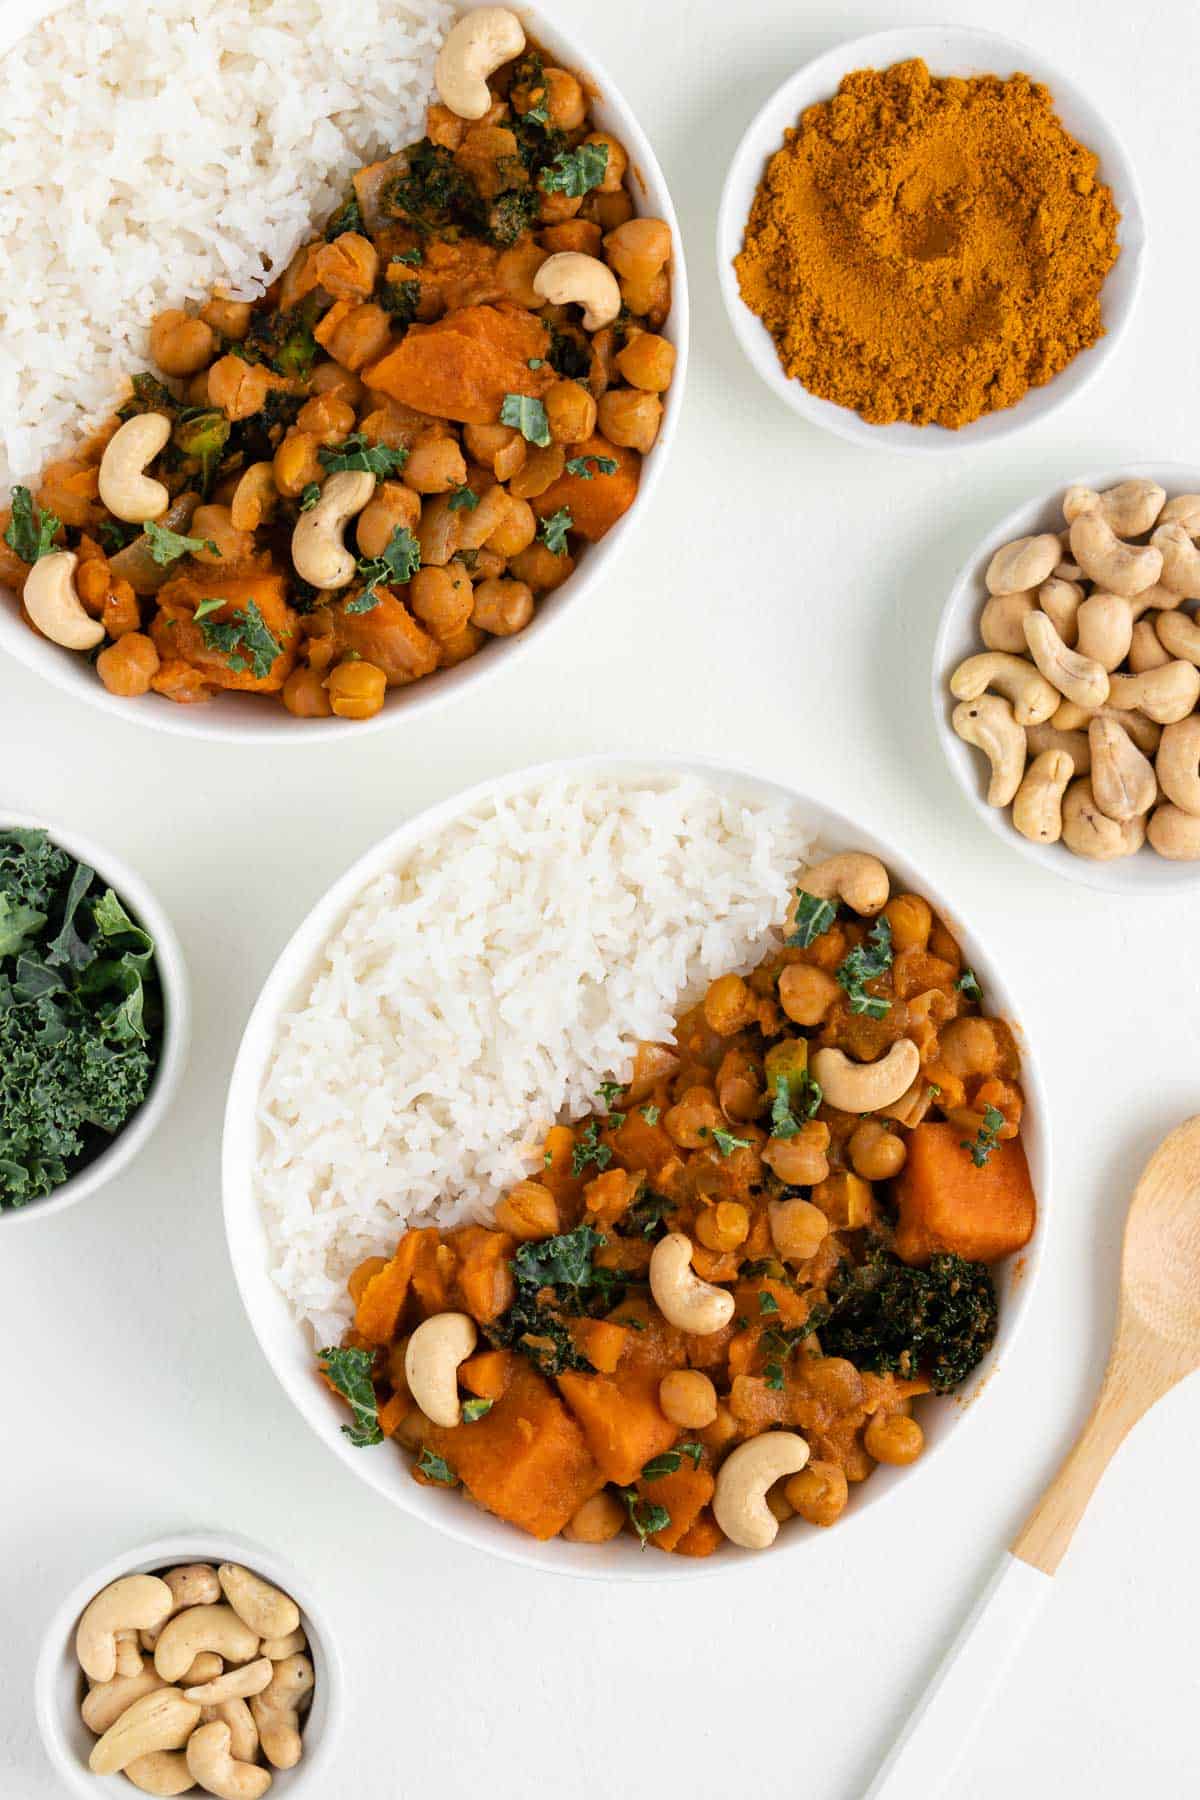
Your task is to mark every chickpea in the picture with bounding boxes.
[316,231,379,300]
[562,1490,626,1544]
[185,371,212,408]
[426,100,467,149]
[75,556,111,614]
[296,392,356,445]
[408,565,473,640]
[785,1461,849,1527]
[150,307,216,377]
[190,504,254,566]
[355,482,421,560]
[37,459,100,528]
[768,1194,829,1261]
[703,972,757,1036]
[457,483,513,550]
[537,186,583,226]
[493,1180,559,1241]
[777,964,840,1027]
[655,1371,717,1432]
[716,1047,761,1123]
[939,1017,1002,1080]
[762,1123,831,1190]
[464,424,527,482]
[415,495,463,567]
[540,220,603,257]
[509,444,566,501]
[323,302,392,371]
[582,131,628,195]
[545,379,598,445]
[102,579,140,638]
[456,124,523,200]
[273,430,324,498]
[310,361,366,407]
[865,1412,925,1467]
[848,1120,907,1181]
[508,540,575,591]
[282,666,333,718]
[471,577,534,637]
[96,632,159,697]
[486,496,537,559]
[883,893,933,953]
[597,388,662,453]
[496,241,548,309]
[588,189,634,231]
[208,354,276,422]
[404,431,468,495]
[535,67,587,130]
[615,333,676,393]
[805,1357,864,1409]
[695,1200,750,1254]
[662,1085,723,1150]
[199,296,252,341]
[325,659,387,720]
[604,217,672,285]
[437,623,487,667]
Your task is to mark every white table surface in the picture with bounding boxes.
[3,0,1199,1794]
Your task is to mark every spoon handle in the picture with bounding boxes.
[863,1553,1052,1800]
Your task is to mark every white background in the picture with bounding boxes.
[3,0,1199,1795]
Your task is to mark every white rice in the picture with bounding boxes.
[0,0,455,494]
[256,772,817,1344]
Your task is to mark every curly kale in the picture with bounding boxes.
[489,1224,625,1375]
[820,1244,998,1393]
[386,140,486,238]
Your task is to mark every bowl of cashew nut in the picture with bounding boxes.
[35,1531,343,1797]
[934,466,1200,892]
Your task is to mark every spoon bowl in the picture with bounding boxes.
[1119,1118,1200,1353]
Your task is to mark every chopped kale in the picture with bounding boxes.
[769,1068,822,1140]
[318,434,409,478]
[143,520,218,567]
[539,507,573,555]
[620,1487,670,1548]
[325,189,363,240]
[4,487,61,563]
[565,454,617,478]
[380,278,421,326]
[821,1245,998,1393]
[386,139,486,238]
[710,1128,750,1157]
[318,1346,382,1446]
[956,968,983,1004]
[963,1104,1005,1168]
[835,917,893,1018]
[461,1398,493,1423]
[350,525,422,611]
[499,393,551,446]
[570,1119,613,1175]
[786,890,837,948]
[117,371,178,422]
[417,1447,458,1485]
[171,409,230,494]
[196,600,284,678]
[448,485,480,512]
[539,142,609,198]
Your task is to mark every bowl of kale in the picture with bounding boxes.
[0,817,189,1221]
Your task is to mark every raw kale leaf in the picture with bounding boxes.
[318,1346,383,1446]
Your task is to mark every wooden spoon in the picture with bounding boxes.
[866,1116,1200,1798]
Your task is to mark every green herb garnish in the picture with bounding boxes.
[318,434,409,478]
[620,1487,670,1548]
[499,393,551,446]
[835,917,893,1018]
[679,1443,704,1468]
[758,1291,780,1316]
[4,486,62,563]
[196,600,283,677]
[539,142,609,198]
[640,1103,660,1125]
[956,969,983,1003]
[299,483,321,512]
[527,357,545,370]
[964,1104,1005,1168]
[392,247,423,266]
[565,454,617,478]
[461,1398,493,1423]
[417,1447,458,1485]
[764,1362,785,1391]
[641,1452,682,1481]
[539,507,573,555]
[349,525,422,612]
[144,520,218,568]
[786,890,837,948]
[191,597,225,622]
[448,484,480,513]
[326,189,362,239]
[769,1068,822,1139]
[571,1120,613,1176]
[318,1346,382,1446]
[711,1128,750,1157]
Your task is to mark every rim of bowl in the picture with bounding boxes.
[715,24,1147,456]
[932,463,1200,894]
[34,1528,344,1800]
[0,0,690,743]
[221,751,1051,1581]
[0,809,190,1225]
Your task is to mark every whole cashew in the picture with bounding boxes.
[1063,479,1165,537]
[143,1567,224,1653]
[1026,721,1090,775]
[218,1566,300,1643]
[259,1628,306,1661]
[713,1432,810,1549]
[533,253,621,331]
[1130,618,1172,672]
[291,469,376,589]
[1128,581,1185,619]
[1151,522,1200,600]
[124,1750,195,1796]
[1069,512,1162,598]
[980,590,1036,652]
[23,551,106,651]
[1037,576,1083,646]
[1148,802,1200,860]
[791,852,889,917]
[1054,558,1084,582]
[648,1232,736,1334]
[185,1721,272,1800]
[1061,778,1146,860]
[1012,748,1074,843]
[1050,700,1161,755]
[1155,609,1200,668]
[984,534,1061,596]
[405,1311,478,1426]
[1108,662,1200,725]
[98,413,172,522]
[951,694,1026,807]
[811,1039,920,1114]
[250,1653,314,1771]
[1159,494,1200,534]
[1156,716,1200,816]
[182,1654,224,1688]
[434,7,525,120]
[949,651,1058,725]
[83,1667,167,1735]
[115,1631,145,1677]
[185,1657,274,1706]
[202,1700,259,1765]
[1088,717,1157,822]
[1075,592,1134,671]
[89,1689,201,1776]
[1023,611,1109,711]
[77,1575,175,1684]
[155,1607,260,1682]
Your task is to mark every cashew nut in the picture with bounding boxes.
[291,468,376,589]
[1037,576,1083,646]
[185,1657,274,1706]
[1159,494,1200,534]
[23,551,106,651]
[793,852,889,917]
[812,1039,920,1114]
[155,1607,260,1682]
[984,534,1061,596]
[1069,511,1162,598]
[250,1654,314,1771]
[949,651,1058,725]
[182,1654,225,1688]
[1023,611,1109,710]
[218,1566,300,1643]
[124,1750,195,1796]
[202,1700,259,1765]
[83,1667,168,1735]
[1061,778,1146,860]
[712,1432,810,1550]
[1155,609,1200,667]
[1026,721,1091,775]
[648,1232,736,1334]
[1130,618,1172,673]
[89,1689,201,1776]
[1050,700,1161,755]
[1063,479,1165,537]
[142,1568,224,1652]
[115,1631,145,1677]
[533,252,621,332]
[1156,716,1200,816]
[1088,716,1157,822]
[1012,748,1074,843]
[259,1629,306,1661]
[1152,522,1200,600]
[1148,802,1200,859]
[77,1575,175,1685]
[404,1311,478,1426]
[434,7,525,120]
[185,1721,271,1800]
[980,590,1036,652]
[951,694,1026,807]
[98,413,172,522]
[1075,592,1134,671]
[1108,662,1200,724]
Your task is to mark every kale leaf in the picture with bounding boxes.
[539,142,609,198]
[820,1245,997,1393]
[785,890,837,948]
[196,601,284,678]
[835,917,893,1018]
[4,487,61,563]
[318,1346,383,1446]
[318,434,409,478]
[499,393,551,447]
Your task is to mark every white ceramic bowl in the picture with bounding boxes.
[716,26,1146,455]
[34,1529,343,1799]
[0,810,190,1225]
[0,0,689,742]
[222,754,1049,1580]
[933,464,1200,894]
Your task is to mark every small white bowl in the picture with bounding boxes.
[0,811,189,1224]
[222,753,1050,1581]
[35,1530,343,1799]
[0,0,688,743]
[716,26,1146,455]
[933,464,1200,895]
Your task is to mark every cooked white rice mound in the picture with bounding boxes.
[257,772,816,1344]
[0,0,454,493]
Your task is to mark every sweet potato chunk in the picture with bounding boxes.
[673,1508,724,1557]
[355,1228,438,1344]
[636,1460,715,1552]
[151,571,297,692]
[460,1349,516,1400]
[531,435,640,541]
[567,1317,629,1374]
[364,303,552,424]
[450,1225,516,1324]
[894,1123,1036,1265]
[331,590,439,685]
[558,1302,686,1484]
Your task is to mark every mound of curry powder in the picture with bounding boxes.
[735,59,1120,429]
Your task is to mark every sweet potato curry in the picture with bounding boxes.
[320,853,1036,1554]
[0,40,674,719]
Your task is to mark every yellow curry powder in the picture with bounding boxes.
[735,60,1121,429]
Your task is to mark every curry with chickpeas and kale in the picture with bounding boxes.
[319,852,1036,1554]
[0,32,674,720]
